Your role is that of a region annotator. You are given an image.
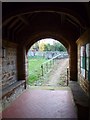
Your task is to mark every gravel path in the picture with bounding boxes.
[42,58,69,86]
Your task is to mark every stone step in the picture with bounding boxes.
[27,85,70,91]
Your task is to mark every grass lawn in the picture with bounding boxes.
[27,57,47,85]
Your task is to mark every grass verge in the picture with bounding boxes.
[27,57,47,85]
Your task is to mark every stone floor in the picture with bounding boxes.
[2,87,77,119]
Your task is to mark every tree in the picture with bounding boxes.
[54,42,66,51]
[44,42,66,52]
[39,41,45,51]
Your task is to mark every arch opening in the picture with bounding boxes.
[25,31,70,54]
[26,38,69,87]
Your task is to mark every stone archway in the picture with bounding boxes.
[3,3,88,87]
[2,3,90,115]
[17,31,77,87]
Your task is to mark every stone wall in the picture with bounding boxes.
[25,53,28,81]
[0,58,2,88]
[76,29,90,96]
[2,41,17,89]
[2,40,25,110]
[2,83,25,110]
[69,43,77,81]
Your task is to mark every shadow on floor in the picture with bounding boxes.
[76,103,89,120]
[69,81,89,120]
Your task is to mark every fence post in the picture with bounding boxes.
[53,59,54,65]
[46,63,48,72]
[50,60,52,69]
[67,67,69,86]
[41,65,43,76]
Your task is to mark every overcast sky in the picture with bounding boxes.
[39,38,60,45]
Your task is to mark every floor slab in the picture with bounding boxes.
[2,88,77,118]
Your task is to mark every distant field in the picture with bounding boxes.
[27,57,47,85]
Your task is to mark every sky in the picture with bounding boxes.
[39,38,60,45]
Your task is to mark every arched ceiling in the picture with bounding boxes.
[24,31,70,53]
[2,2,90,48]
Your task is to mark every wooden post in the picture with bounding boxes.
[46,63,48,72]
[67,68,69,86]
[49,60,51,68]
[53,59,54,65]
[41,65,43,76]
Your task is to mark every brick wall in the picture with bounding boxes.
[76,29,90,96]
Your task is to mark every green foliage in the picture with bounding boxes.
[44,42,66,52]
[44,43,51,51]
[55,43,66,51]
[31,42,39,51]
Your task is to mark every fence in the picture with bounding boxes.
[28,53,69,86]
[41,54,61,76]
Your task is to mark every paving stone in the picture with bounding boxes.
[2,88,77,118]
